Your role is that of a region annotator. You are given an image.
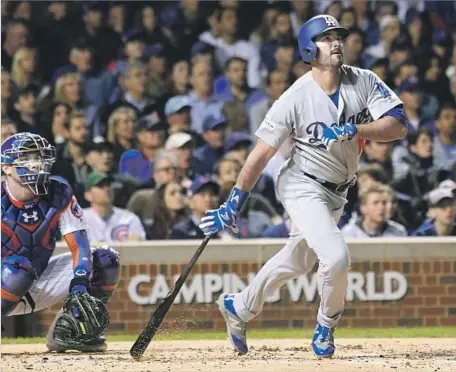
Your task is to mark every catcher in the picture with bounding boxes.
[1,132,120,352]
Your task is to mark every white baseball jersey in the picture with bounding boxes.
[82,207,146,242]
[256,65,403,184]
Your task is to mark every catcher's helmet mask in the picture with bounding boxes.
[1,132,56,195]
[298,15,349,64]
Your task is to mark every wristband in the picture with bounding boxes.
[228,187,250,213]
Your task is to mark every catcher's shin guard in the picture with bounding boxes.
[89,246,120,303]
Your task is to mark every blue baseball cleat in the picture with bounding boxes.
[312,323,336,358]
[216,293,248,355]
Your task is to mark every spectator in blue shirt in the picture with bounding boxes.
[193,113,227,176]
[215,57,266,131]
[119,109,166,186]
[53,39,116,109]
[433,101,456,170]
[264,218,291,238]
[187,60,224,134]
[170,177,220,239]
[413,187,456,236]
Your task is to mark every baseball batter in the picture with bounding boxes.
[1,133,120,352]
[200,15,408,358]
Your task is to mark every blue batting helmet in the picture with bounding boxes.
[1,132,56,195]
[298,15,349,64]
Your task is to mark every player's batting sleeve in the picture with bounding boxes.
[255,98,294,149]
[59,196,92,280]
[365,71,403,120]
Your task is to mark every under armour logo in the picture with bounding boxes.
[323,16,337,27]
[22,211,39,223]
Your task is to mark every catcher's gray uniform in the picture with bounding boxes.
[231,65,402,328]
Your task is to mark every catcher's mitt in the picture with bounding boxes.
[54,292,109,344]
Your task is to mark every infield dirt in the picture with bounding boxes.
[2,338,455,372]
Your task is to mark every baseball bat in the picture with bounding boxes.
[130,235,212,358]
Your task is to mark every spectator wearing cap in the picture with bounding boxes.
[191,42,216,67]
[250,70,289,134]
[83,172,146,242]
[106,106,137,166]
[1,20,29,71]
[119,109,166,186]
[193,114,228,174]
[170,177,220,239]
[200,7,262,88]
[165,95,192,134]
[413,187,456,236]
[79,1,122,68]
[52,112,91,206]
[107,30,146,76]
[165,132,206,182]
[85,140,137,208]
[224,132,280,210]
[53,40,116,108]
[215,57,266,130]
[159,4,194,60]
[433,102,456,170]
[342,183,407,238]
[365,15,401,59]
[397,77,429,131]
[10,85,50,139]
[187,60,224,134]
[145,43,168,100]
[52,72,100,137]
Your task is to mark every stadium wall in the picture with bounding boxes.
[6,238,456,337]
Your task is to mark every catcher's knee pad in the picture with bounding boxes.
[1,255,36,316]
[90,246,120,303]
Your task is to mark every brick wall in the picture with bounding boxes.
[36,259,456,336]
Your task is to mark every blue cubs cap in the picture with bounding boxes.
[123,30,145,44]
[145,43,165,59]
[224,132,252,153]
[187,176,220,198]
[202,113,227,132]
[191,41,214,58]
[165,95,191,116]
[160,5,183,29]
[136,111,165,131]
[399,77,420,94]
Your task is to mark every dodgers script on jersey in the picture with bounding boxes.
[82,207,146,242]
[256,65,402,184]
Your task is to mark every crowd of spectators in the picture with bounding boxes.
[1,0,456,241]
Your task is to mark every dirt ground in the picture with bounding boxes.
[1,338,455,372]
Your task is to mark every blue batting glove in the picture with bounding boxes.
[199,187,250,236]
[321,123,357,149]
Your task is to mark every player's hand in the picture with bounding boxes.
[199,187,249,236]
[321,123,357,149]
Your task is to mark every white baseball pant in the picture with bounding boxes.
[232,165,350,328]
